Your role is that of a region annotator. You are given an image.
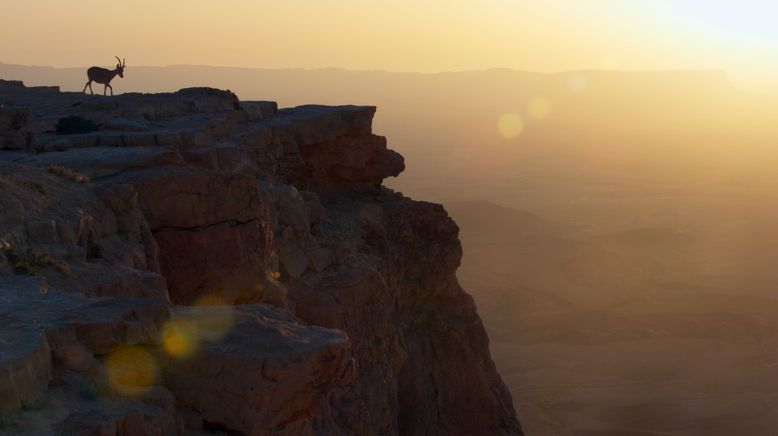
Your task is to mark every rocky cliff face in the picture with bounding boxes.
[0,80,521,435]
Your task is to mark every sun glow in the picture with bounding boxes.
[661,2,778,45]
[2,1,777,89]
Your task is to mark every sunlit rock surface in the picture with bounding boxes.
[0,80,521,435]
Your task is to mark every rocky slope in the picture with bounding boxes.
[0,80,521,435]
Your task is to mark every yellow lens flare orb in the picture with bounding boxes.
[568,75,588,93]
[162,317,200,359]
[528,97,552,120]
[104,346,158,397]
[194,293,228,307]
[497,113,525,139]
[192,294,235,342]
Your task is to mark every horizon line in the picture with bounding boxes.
[0,61,730,78]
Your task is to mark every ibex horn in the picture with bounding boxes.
[115,56,122,66]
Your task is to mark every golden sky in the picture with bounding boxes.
[2,1,777,87]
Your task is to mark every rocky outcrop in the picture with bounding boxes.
[164,305,354,435]
[0,80,521,435]
[289,195,520,435]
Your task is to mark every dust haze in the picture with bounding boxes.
[5,62,778,435]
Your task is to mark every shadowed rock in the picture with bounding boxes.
[0,80,521,435]
[0,276,168,417]
[165,305,354,435]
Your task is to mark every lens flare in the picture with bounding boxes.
[104,346,158,397]
[529,97,552,120]
[162,318,199,359]
[162,297,237,359]
[568,75,588,93]
[194,294,228,306]
[192,295,235,342]
[497,113,524,139]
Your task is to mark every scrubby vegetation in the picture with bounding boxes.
[55,116,100,135]
[46,165,90,183]
[25,180,47,195]
[1,247,70,276]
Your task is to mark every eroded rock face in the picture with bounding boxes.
[0,80,521,435]
[165,305,354,435]
[0,276,169,420]
[288,194,522,435]
[268,105,405,194]
[125,167,276,305]
[385,200,520,435]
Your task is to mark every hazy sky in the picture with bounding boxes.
[2,1,777,87]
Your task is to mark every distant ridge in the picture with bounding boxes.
[0,61,734,93]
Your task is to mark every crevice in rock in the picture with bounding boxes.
[202,420,244,435]
[152,218,258,234]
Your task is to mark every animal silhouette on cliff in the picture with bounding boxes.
[83,57,125,96]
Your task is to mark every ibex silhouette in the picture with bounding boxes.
[83,57,125,96]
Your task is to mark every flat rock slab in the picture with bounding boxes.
[165,304,354,435]
[17,146,185,180]
[0,277,168,416]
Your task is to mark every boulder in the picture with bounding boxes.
[165,304,354,435]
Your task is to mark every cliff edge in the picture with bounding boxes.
[0,80,521,435]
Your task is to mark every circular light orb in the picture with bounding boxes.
[105,346,158,397]
[568,75,588,93]
[162,318,199,359]
[192,295,235,342]
[528,97,552,120]
[497,113,525,139]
